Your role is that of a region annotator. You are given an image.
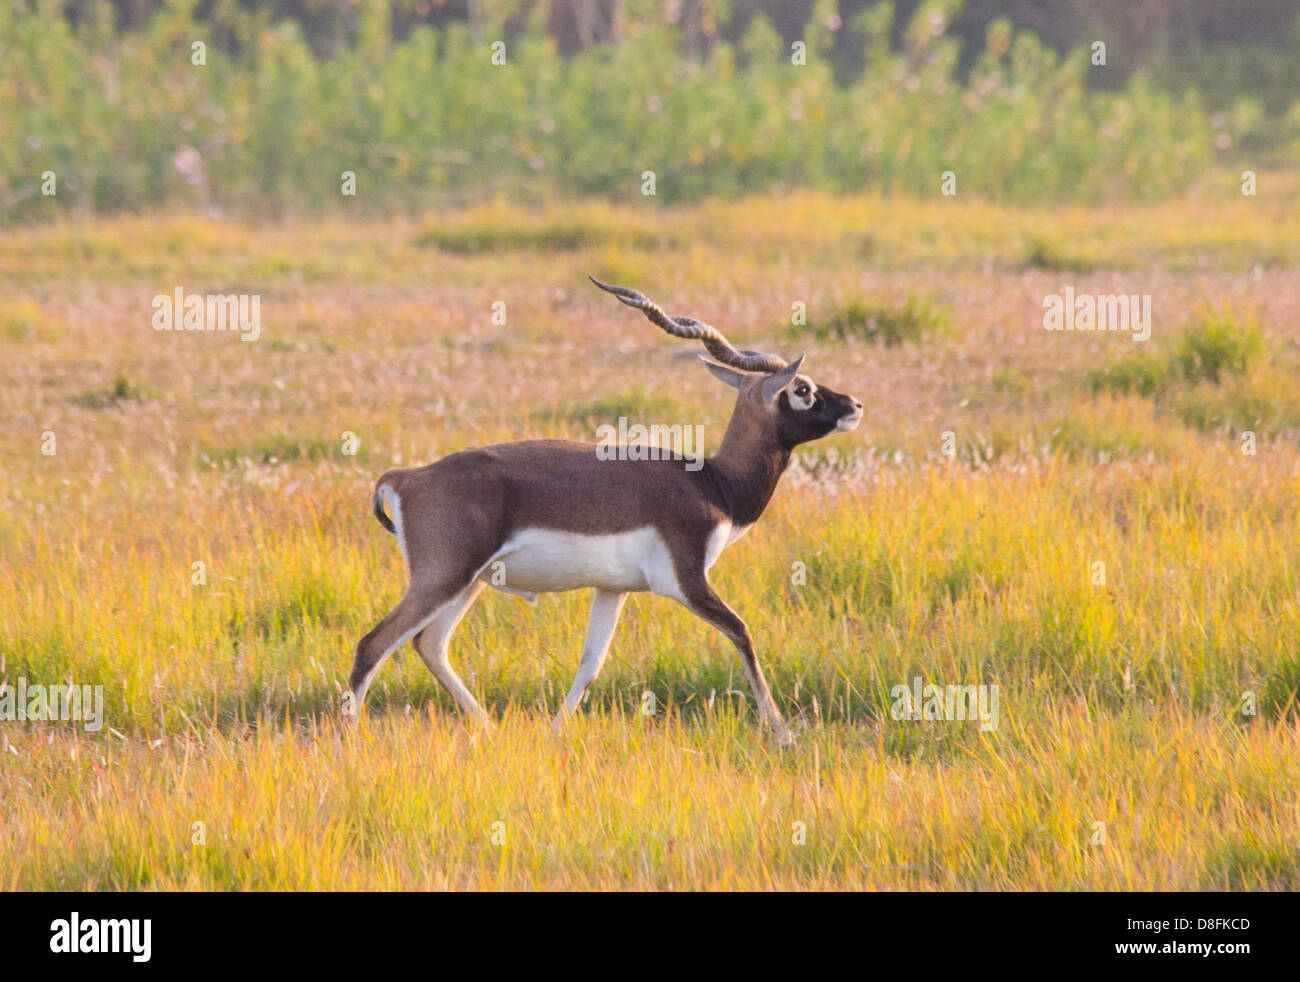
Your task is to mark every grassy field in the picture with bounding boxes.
[3,178,1300,889]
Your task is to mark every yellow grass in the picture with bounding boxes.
[2,186,1299,889]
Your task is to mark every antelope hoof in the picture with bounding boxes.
[766,715,795,747]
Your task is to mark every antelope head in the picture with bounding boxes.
[588,277,863,450]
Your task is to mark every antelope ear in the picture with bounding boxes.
[760,353,805,404]
[699,356,746,390]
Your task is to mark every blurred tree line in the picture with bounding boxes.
[1,0,1294,218]
[73,0,1300,100]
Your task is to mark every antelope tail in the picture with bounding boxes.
[372,483,396,534]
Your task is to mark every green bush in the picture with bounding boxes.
[1089,301,1262,395]
[1173,301,1263,384]
[804,293,947,346]
[1085,352,1170,398]
[74,374,145,409]
[532,387,691,428]
[1024,237,1098,273]
[0,0,1218,219]
[1083,301,1300,436]
[0,299,63,343]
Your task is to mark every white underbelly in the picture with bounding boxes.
[483,527,682,596]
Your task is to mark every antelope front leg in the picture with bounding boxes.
[554,588,628,727]
[677,577,793,746]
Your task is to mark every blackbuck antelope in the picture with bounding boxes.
[345,277,862,743]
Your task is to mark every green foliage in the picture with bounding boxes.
[1261,657,1300,722]
[0,299,63,342]
[1173,301,1263,384]
[1083,301,1299,436]
[1085,352,1170,398]
[1024,237,1097,273]
[74,373,145,409]
[418,221,600,254]
[533,387,692,428]
[0,0,1217,218]
[802,293,946,346]
[197,432,359,465]
[1088,301,1261,395]
[1174,365,1300,436]
[415,204,669,253]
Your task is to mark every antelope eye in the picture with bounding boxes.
[794,384,810,398]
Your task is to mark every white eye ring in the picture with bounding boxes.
[787,375,817,411]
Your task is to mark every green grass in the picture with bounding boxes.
[1173,301,1264,385]
[800,293,948,346]
[2,194,1300,889]
[532,387,694,429]
[0,298,64,343]
[1085,352,1171,398]
[416,206,670,255]
[1084,301,1294,435]
[196,432,363,467]
[72,373,146,409]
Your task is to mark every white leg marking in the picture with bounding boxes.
[738,650,791,744]
[414,581,490,721]
[556,588,628,722]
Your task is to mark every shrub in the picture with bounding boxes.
[1173,301,1263,384]
[0,300,63,343]
[74,374,144,409]
[1085,353,1171,398]
[1024,237,1097,273]
[1087,300,1262,397]
[0,2,1217,220]
[805,293,947,346]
